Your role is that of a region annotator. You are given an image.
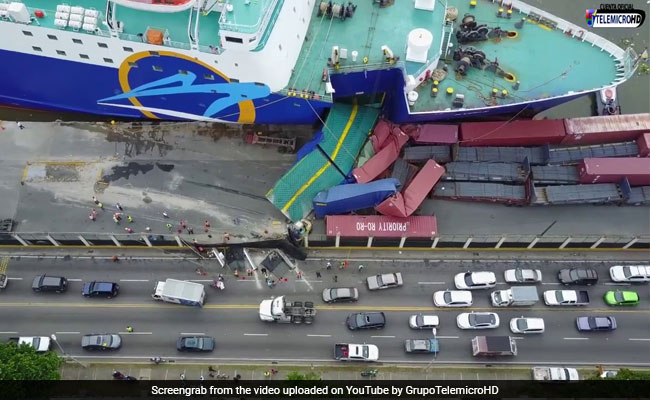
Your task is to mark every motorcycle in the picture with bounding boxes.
[150,357,167,364]
[360,369,378,377]
[210,276,225,290]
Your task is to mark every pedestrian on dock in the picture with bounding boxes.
[93,196,99,205]
[113,216,120,224]
[223,232,231,241]
[17,121,24,130]
[333,275,338,283]
[358,264,364,272]
[91,209,98,217]
[180,220,187,228]
[316,271,321,279]
[204,220,210,228]
[88,213,95,221]
[187,227,194,234]
[326,261,332,270]
[98,202,104,210]
[116,202,123,211]
[113,213,121,221]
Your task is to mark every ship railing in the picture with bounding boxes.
[218,0,277,34]
[276,88,333,103]
[330,60,405,75]
[508,0,638,79]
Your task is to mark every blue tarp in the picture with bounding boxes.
[313,178,400,218]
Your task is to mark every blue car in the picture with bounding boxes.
[404,339,439,354]
[82,281,119,298]
[576,316,617,332]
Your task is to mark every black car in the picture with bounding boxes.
[82,281,119,298]
[346,312,386,330]
[176,336,215,352]
[81,334,122,350]
[32,275,67,293]
[558,268,598,285]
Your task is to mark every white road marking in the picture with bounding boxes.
[298,280,322,284]
[190,280,213,282]
[6,277,22,280]
[603,283,631,286]
[307,334,331,337]
[418,282,445,285]
[511,337,524,340]
[67,279,82,282]
[628,338,650,341]
[563,337,589,340]
[495,282,507,285]
[0,331,18,334]
[371,335,396,339]
[244,333,268,336]
[180,333,205,336]
[236,280,256,283]
[542,283,562,285]
[436,336,460,339]
[119,332,152,335]
[55,332,80,335]
[119,279,149,282]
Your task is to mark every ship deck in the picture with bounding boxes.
[289,0,620,113]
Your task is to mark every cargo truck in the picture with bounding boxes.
[471,336,517,357]
[334,343,379,362]
[491,286,539,307]
[151,279,205,307]
[259,296,316,324]
[532,367,579,381]
[543,290,590,306]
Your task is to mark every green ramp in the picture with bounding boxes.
[267,103,379,221]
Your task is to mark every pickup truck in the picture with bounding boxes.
[532,367,579,381]
[491,286,539,307]
[9,336,52,353]
[543,290,590,306]
[334,343,379,362]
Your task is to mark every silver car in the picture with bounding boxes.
[322,287,359,303]
[504,268,542,284]
[367,273,403,290]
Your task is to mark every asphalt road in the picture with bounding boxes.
[1,257,649,365]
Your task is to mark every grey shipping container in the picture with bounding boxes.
[391,158,418,190]
[531,165,580,184]
[531,182,623,205]
[546,142,639,165]
[455,146,546,165]
[433,181,528,205]
[402,146,452,163]
[442,160,530,183]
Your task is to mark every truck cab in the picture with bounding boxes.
[471,336,517,356]
[334,343,379,362]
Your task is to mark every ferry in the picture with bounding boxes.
[0,0,641,124]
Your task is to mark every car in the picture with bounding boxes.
[366,273,403,290]
[81,334,122,350]
[82,281,119,298]
[10,336,51,352]
[32,275,67,293]
[609,265,650,283]
[454,271,496,290]
[604,290,639,306]
[456,312,500,330]
[176,336,215,352]
[576,316,617,332]
[433,290,473,308]
[600,370,618,378]
[509,317,545,334]
[346,312,386,330]
[504,268,542,284]
[322,287,359,303]
[404,339,439,354]
[408,314,440,329]
[557,268,598,285]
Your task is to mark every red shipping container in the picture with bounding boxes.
[562,113,650,145]
[326,215,437,238]
[637,133,650,157]
[459,119,565,146]
[408,124,459,145]
[578,158,650,186]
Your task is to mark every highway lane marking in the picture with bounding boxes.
[418,282,445,285]
[436,336,459,339]
[541,283,561,285]
[0,331,18,334]
[119,279,150,282]
[55,332,80,334]
[190,280,213,282]
[563,337,589,340]
[1,303,649,314]
[180,333,205,336]
[603,283,631,286]
[243,333,268,336]
[298,280,322,283]
[628,338,650,341]
[119,332,152,335]
[307,334,331,337]
[67,279,82,282]
[371,335,395,339]
[511,337,524,340]
[7,277,23,280]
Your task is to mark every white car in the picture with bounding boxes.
[609,265,650,282]
[504,268,542,284]
[11,336,52,353]
[433,290,473,307]
[454,271,496,290]
[366,273,403,290]
[456,312,499,329]
[510,317,545,334]
[408,314,440,329]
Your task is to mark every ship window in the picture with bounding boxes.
[98,42,108,48]
[152,65,163,72]
[72,38,83,44]
[229,78,239,83]
[48,34,58,40]
[234,63,238,67]
[80,54,90,59]
[32,46,42,52]
[103,58,113,63]
[22,31,33,36]
[123,46,134,52]
[128,61,138,68]
[249,37,256,42]
[56,50,66,56]
[178,69,188,75]
[203,74,214,80]
[225,36,243,44]
[278,44,282,51]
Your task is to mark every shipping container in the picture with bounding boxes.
[432,181,528,205]
[407,124,459,145]
[376,160,445,217]
[352,128,409,184]
[637,133,650,157]
[325,215,438,238]
[546,141,639,165]
[313,179,400,218]
[455,146,546,165]
[370,119,393,152]
[460,119,566,147]
[562,113,650,145]
[391,158,418,190]
[530,181,624,205]
[442,161,530,184]
[531,165,580,184]
[402,145,452,164]
[578,158,650,186]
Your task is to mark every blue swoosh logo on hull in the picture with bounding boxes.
[99,72,271,117]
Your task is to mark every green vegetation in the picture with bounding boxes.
[0,341,62,380]
[589,368,650,380]
[286,370,322,380]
